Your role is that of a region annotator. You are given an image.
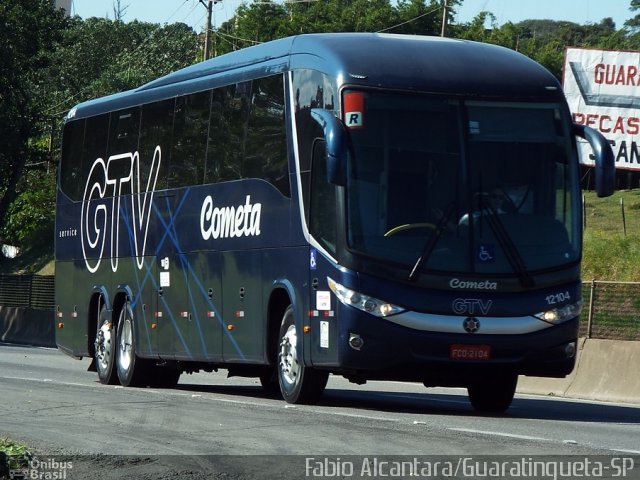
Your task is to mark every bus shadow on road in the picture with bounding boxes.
[318,388,477,415]
[176,380,640,424]
[508,395,640,424]
[174,380,477,415]
[321,388,640,424]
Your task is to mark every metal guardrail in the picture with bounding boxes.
[0,274,55,310]
[580,280,640,341]
[0,275,637,340]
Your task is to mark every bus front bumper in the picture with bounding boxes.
[319,313,579,386]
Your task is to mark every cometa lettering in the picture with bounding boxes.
[449,278,497,290]
[200,195,262,240]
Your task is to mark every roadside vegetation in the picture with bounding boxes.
[582,190,640,282]
[0,437,30,479]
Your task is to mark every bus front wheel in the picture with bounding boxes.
[467,374,518,414]
[277,306,328,404]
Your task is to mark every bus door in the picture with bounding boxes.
[308,139,340,366]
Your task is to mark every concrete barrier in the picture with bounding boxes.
[0,306,55,348]
[518,338,640,404]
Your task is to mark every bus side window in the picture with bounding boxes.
[245,75,290,197]
[205,76,290,196]
[310,139,337,254]
[226,82,251,180]
[81,114,109,194]
[140,99,174,191]
[59,119,85,201]
[107,108,140,185]
[210,85,243,182]
[170,90,211,188]
[205,88,227,184]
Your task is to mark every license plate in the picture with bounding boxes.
[450,344,491,360]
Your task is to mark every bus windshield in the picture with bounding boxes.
[345,91,580,279]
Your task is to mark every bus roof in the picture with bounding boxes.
[67,33,563,121]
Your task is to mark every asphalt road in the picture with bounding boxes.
[1,343,639,479]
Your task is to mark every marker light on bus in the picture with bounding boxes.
[327,277,405,317]
[534,301,582,324]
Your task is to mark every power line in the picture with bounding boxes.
[376,5,442,33]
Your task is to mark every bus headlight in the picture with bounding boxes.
[534,301,582,324]
[327,277,405,317]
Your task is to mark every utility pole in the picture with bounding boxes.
[201,0,213,60]
[440,0,448,37]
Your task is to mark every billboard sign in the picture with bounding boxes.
[564,47,640,171]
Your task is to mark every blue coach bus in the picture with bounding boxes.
[55,33,614,413]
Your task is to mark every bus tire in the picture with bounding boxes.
[95,303,117,385]
[115,302,148,387]
[467,374,517,414]
[277,305,328,404]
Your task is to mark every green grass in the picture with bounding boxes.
[582,190,640,281]
[0,438,28,458]
[0,437,30,478]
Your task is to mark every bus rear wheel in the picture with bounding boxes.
[116,302,149,387]
[467,374,517,414]
[277,306,328,404]
[95,304,117,385]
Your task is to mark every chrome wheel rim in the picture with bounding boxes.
[118,316,133,372]
[279,324,299,386]
[96,321,112,371]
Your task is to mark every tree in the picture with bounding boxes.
[394,0,442,36]
[215,0,465,53]
[625,0,640,30]
[1,12,199,249]
[47,18,198,107]
[457,15,621,79]
[0,0,67,245]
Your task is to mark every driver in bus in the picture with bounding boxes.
[459,188,508,226]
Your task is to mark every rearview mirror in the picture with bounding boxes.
[311,108,349,186]
[573,124,615,198]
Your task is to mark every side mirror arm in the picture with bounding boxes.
[573,124,615,198]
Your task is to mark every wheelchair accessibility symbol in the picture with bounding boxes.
[310,249,317,270]
[477,244,495,263]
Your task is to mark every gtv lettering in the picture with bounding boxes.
[452,298,493,316]
[81,146,161,273]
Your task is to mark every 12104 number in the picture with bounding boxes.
[545,291,571,305]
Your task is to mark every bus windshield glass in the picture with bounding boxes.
[345,91,580,278]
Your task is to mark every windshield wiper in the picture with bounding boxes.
[480,201,534,288]
[408,202,456,282]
